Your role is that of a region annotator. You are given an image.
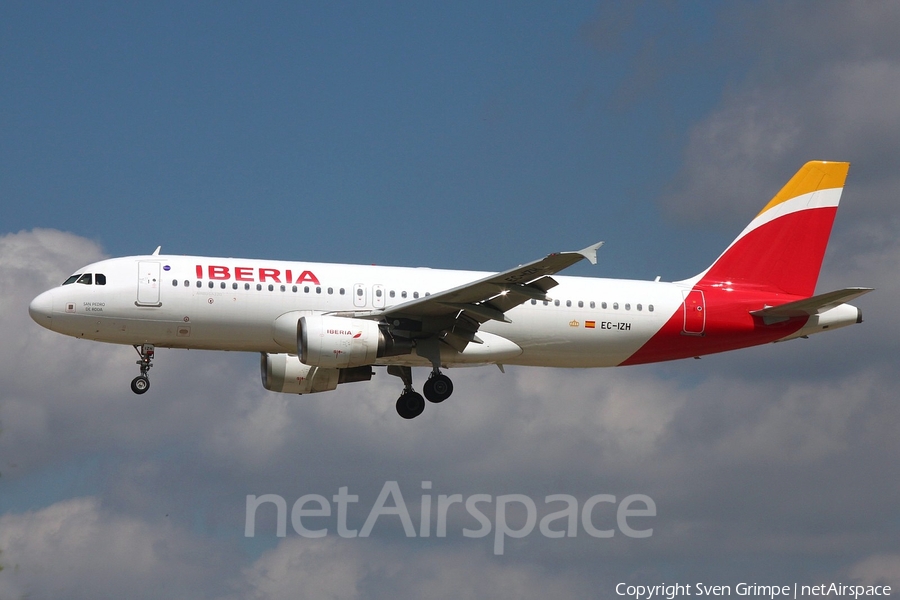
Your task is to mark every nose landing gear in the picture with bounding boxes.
[131,344,154,394]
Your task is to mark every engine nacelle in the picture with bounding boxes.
[260,353,372,394]
[299,315,412,368]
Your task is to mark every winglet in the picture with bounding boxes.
[577,241,604,265]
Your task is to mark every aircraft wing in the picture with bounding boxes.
[384,241,603,320]
[336,242,603,350]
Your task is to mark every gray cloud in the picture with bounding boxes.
[660,3,900,230]
[2,227,898,597]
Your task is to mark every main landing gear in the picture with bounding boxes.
[388,365,454,419]
[131,344,154,394]
[424,372,453,403]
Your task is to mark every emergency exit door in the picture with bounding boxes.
[682,289,705,335]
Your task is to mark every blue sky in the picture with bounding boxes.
[2,2,900,599]
[3,2,741,278]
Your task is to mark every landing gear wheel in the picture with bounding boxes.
[423,373,453,403]
[131,344,155,395]
[131,375,150,394]
[396,391,425,419]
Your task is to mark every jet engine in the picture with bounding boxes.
[260,353,372,394]
[299,315,413,369]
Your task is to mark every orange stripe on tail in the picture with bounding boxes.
[694,161,849,297]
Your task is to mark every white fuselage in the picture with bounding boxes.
[31,254,684,368]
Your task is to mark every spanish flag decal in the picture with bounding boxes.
[585,321,596,329]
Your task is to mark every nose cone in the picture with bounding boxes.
[29,290,54,327]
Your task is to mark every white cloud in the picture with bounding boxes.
[0,497,233,600]
[847,554,900,588]
[232,537,590,600]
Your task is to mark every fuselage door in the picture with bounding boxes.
[682,289,705,335]
[353,283,367,308]
[137,261,162,306]
[373,284,385,308]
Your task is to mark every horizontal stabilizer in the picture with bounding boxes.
[750,287,874,318]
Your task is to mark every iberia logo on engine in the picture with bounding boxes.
[326,329,363,338]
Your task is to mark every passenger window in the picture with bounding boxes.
[340,288,345,295]
[601,302,607,309]
[590,301,595,309]
[95,274,106,285]
[401,291,407,298]
[196,281,202,288]
[613,302,619,310]
[390,290,396,298]
[625,303,630,310]
[292,286,298,293]
[578,301,583,308]
[172,279,178,286]
[554,300,560,306]
[208,281,214,289]
[220,282,226,289]
[649,304,654,312]
[280,285,286,292]
[566,300,572,307]
[77,274,92,285]
[304,286,310,293]
[316,287,321,294]
[268,284,274,291]
[328,287,333,294]
[63,275,80,285]
[245,283,251,290]
[233,283,238,290]
[531,299,536,305]
[637,304,642,311]
[375,289,382,297]
[184,280,189,287]
[413,292,419,299]
[256,284,262,291]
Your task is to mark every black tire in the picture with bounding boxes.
[396,391,425,419]
[423,374,453,403]
[131,376,150,394]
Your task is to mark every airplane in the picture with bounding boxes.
[29,161,872,419]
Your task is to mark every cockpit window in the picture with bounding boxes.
[95,273,106,285]
[76,273,93,285]
[63,274,81,285]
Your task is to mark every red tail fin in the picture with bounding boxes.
[689,161,849,297]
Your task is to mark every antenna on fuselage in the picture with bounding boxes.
[152,246,161,256]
